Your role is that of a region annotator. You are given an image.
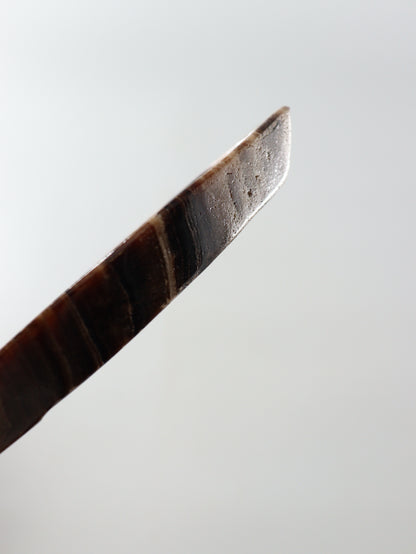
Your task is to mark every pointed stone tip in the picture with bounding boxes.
[255,106,290,135]
[253,106,291,196]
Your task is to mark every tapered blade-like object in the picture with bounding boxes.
[0,107,291,453]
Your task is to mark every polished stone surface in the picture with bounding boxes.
[0,107,291,453]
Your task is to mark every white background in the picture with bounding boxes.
[1,1,415,552]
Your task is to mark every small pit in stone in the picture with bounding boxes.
[248,189,253,197]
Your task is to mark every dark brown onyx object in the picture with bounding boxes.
[0,107,291,453]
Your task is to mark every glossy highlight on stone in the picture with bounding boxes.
[0,107,291,453]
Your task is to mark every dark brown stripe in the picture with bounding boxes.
[150,214,177,300]
[37,308,75,393]
[108,222,170,334]
[161,195,200,291]
[0,396,10,441]
[41,294,104,389]
[181,196,203,271]
[66,264,134,364]
[16,317,69,400]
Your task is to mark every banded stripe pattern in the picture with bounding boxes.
[0,107,291,453]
